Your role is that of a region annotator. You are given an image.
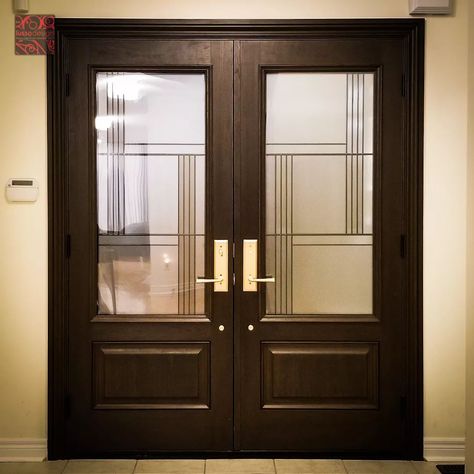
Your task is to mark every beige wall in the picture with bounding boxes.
[0,0,469,457]
[466,0,474,470]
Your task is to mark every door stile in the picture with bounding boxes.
[232,38,242,451]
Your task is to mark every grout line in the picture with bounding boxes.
[273,457,277,474]
[410,460,427,474]
[132,458,138,473]
[204,458,207,474]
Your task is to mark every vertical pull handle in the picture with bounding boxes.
[243,239,275,292]
[196,240,228,292]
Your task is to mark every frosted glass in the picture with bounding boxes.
[292,245,373,314]
[265,72,374,316]
[292,155,347,234]
[96,72,206,315]
[266,74,347,145]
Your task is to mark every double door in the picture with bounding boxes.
[57,23,422,457]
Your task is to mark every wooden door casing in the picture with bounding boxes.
[48,20,424,459]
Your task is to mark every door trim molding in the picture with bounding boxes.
[48,18,424,460]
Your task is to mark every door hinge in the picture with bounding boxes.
[65,394,72,418]
[400,234,406,258]
[401,74,407,97]
[233,273,236,286]
[65,234,71,258]
[400,395,407,419]
[65,73,70,97]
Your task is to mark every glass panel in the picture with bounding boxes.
[96,72,206,315]
[265,72,374,316]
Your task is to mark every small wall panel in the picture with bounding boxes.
[262,342,379,409]
[93,342,210,409]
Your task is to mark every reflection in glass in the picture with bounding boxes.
[265,73,374,315]
[96,72,206,315]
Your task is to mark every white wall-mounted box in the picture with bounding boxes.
[6,179,39,202]
[13,0,29,13]
[409,0,453,15]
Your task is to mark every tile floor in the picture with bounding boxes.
[0,459,458,474]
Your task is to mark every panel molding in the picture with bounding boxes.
[423,437,465,462]
[93,342,210,409]
[261,342,379,409]
[0,438,47,462]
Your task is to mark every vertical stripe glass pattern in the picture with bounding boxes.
[95,72,206,315]
[265,73,374,316]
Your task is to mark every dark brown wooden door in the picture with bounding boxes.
[54,21,422,459]
[235,38,410,455]
[66,38,234,455]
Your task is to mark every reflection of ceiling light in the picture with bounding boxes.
[95,116,114,130]
[94,115,123,130]
[106,75,143,101]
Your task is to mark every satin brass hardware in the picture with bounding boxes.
[248,324,254,331]
[248,276,276,283]
[243,239,275,292]
[195,240,228,292]
[196,276,223,283]
[219,325,225,332]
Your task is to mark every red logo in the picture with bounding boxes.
[15,15,55,55]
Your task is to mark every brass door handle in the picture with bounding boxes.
[196,240,228,292]
[243,239,275,291]
[248,276,275,283]
[196,275,224,284]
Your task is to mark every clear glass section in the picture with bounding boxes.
[265,73,374,316]
[96,72,206,315]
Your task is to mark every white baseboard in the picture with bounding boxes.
[0,438,47,462]
[424,437,466,462]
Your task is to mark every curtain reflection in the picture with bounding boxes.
[96,73,206,315]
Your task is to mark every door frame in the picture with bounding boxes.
[48,19,424,460]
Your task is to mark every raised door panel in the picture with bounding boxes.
[93,342,210,409]
[262,342,379,409]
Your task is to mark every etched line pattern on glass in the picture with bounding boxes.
[96,72,206,315]
[265,73,374,316]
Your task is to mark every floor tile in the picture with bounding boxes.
[0,462,67,474]
[63,460,136,474]
[410,462,439,474]
[205,459,275,474]
[275,459,346,473]
[134,460,204,473]
[343,460,416,474]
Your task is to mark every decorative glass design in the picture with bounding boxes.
[96,72,206,315]
[265,73,374,315]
